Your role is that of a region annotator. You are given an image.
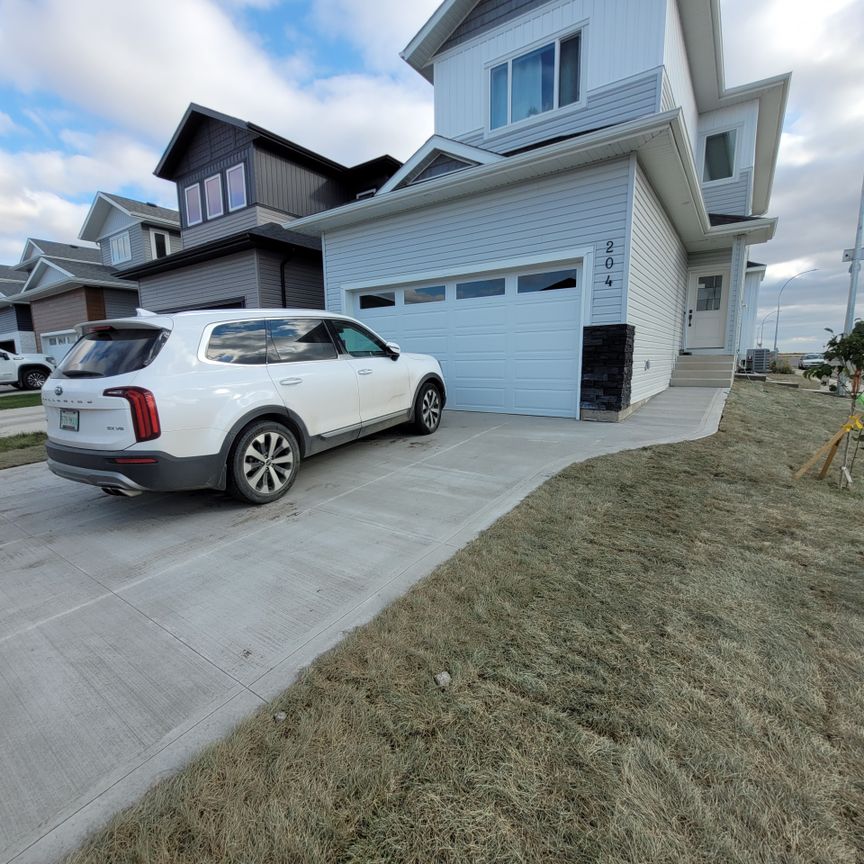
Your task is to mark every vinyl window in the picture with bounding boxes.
[205,175,223,219]
[109,231,132,265]
[151,231,170,259]
[703,130,737,182]
[184,183,202,226]
[490,30,582,130]
[226,164,247,211]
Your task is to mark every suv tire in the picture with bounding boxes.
[412,382,442,435]
[20,367,49,390]
[227,420,300,505]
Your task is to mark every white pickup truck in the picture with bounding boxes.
[0,348,57,390]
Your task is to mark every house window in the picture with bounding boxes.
[358,291,396,309]
[151,231,170,259]
[490,30,582,130]
[109,231,132,265]
[226,164,247,211]
[205,175,223,219]
[456,278,505,300]
[703,130,737,182]
[405,285,445,304]
[185,183,202,226]
[696,275,723,311]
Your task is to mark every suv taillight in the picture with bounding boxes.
[103,387,161,442]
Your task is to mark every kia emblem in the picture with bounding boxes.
[54,386,63,396]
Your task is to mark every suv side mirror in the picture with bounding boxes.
[0,351,8,360]
[385,341,401,360]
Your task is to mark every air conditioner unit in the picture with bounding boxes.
[747,348,773,374]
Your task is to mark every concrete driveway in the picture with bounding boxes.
[0,388,727,864]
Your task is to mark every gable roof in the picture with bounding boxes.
[79,192,180,241]
[155,103,401,184]
[6,256,134,303]
[17,239,100,270]
[377,135,504,195]
[0,265,26,286]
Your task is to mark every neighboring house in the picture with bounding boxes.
[0,265,33,353]
[282,0,790,420]
[121,104,401,313]
[78,192,183,270]
[740,261,767,351]
[1,238,139,356]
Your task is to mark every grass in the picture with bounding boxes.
[68,384,863,864]
[0,431,47,469]
[0,391,43,410]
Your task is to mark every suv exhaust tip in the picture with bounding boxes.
[100,487,143,498]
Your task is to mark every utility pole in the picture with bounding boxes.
[844,172,864,334]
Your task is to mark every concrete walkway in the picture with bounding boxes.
[0,388,728,864]
[0,405,47,436]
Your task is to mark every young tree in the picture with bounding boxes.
[804,321,864,407]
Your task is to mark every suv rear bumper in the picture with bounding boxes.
[46,442,225,493]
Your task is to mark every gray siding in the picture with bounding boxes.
[253,149,348,218]
[176,149,254,231]
[181,207,261,248]
[626,160,688,404]
[441,0,545,51]
[458,70,661,154]
[0,306,17,332]
[137,251,261,312]
[173,119,255,177]
[100,207,136,239]
[702,167,752,216]
[257,251,325,309]
[103,289,139,318]
[324,158,631,325]
[100,223,152,268]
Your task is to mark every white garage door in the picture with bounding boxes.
[352,265,583,418]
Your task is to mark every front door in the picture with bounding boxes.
[686,270,730,349]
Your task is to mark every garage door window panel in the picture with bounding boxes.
[456,278,505,300]
[404,285,445,304]
[358,292,396,310]
[517,269,578,293]
[268,319,338,363]
[205,321,267,365]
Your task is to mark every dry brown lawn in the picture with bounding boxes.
[68,384,863,864]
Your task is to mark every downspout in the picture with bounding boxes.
[279,248,295,308]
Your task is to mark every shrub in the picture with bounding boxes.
[771,359,793,374]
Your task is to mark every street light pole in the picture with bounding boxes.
[758,310,776,347]
[844,173,864,334]
[772,269,819,354]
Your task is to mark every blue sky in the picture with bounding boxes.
[0,0,861,350]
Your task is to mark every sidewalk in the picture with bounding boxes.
[0,405,48,436]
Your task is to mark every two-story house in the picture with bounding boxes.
[0,265,32,353]
[0,238,141,357]
[120,104,402,313]
[282,0,790,420]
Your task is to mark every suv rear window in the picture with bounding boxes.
[58,328,168,378]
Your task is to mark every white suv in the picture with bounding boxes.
[43,310,446,504]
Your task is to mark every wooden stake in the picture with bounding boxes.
[795,427,848,479]
[818,436,844,479]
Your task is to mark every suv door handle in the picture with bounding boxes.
[280,377,303,386]
[357,369,373,376]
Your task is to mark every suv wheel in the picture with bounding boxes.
[412,382,442,435]
[21,367,48,390]
[228,421,300,505]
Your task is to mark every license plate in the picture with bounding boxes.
[59,409,79,432]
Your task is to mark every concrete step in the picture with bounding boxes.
[670,378,733,388]
[676,355,735,366]
[674,361,736,372]
[672,366,734,379]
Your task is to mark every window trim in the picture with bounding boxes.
[204,174,224,220]
[150,229,171,260]
[184,183,203,226]
[108,231,132,265]
[485,24,587,135]
[699,125,742,186]
[226,163,247,212]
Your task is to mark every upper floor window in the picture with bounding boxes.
[151,230,170,259]
[490,31,582,131]
[226,164,247,211]
[703,130,737,182]
[205,175,224,219]
[109,231,132,265]
[185,183,202,226]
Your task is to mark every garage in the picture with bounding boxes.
[351,263,584,418]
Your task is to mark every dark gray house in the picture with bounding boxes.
[121,104,401,312]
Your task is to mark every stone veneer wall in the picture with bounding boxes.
[580,324,635,413]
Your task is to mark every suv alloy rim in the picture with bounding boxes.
[242,430,294,494]
[421,387,441,430]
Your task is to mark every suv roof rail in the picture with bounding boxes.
[136,308,158,317]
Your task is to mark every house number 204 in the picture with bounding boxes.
[604,240,615,287]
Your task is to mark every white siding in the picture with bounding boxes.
[703,167,752,215]
[662,0,698,156]
[698,101,758,215]
[626,161,688,403]
[739,268,763,351]
[323,158,631,325]
[433,0,666,141]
